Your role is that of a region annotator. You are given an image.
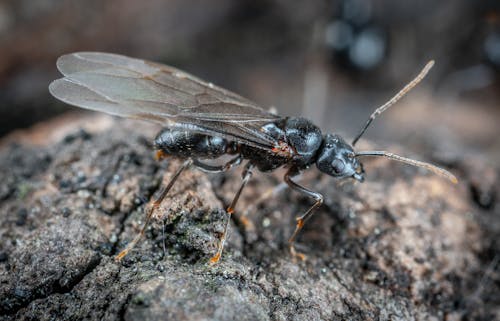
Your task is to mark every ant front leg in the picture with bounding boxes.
[209,162,254,264]
[284,166,324,261]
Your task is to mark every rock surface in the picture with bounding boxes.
[0,115,498,321]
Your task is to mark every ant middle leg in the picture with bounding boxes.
[284,166,324,261]
[195,155,258,237]
[209,162,255,264]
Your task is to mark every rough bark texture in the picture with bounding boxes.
[0,115,498,321]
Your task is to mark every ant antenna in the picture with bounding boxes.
[355,150,458,184]
[351,60,435,146]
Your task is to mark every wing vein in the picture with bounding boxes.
[65,78,119,105]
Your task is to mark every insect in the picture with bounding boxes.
[49,52,457,263]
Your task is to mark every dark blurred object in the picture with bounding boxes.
[325,0,388,71]
[324,0,500,84]
[484,31,500,69]
[482,2,500,70]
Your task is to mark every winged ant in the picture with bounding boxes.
[49,53,457,263]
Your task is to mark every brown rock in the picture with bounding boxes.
[0,115,497,320]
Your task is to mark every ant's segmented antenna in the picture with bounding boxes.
[351,60,435,146]
[355,150,458,184]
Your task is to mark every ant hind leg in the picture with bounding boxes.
[192,155,242,173]
[115,159,193,261]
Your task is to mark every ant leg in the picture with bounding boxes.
[115,159,193,261]
[209,162,254,264]
[194,156,256,227]
[192,155,242,173]
[284,167,324,261]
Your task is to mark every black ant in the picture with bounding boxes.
[49,53,457,263]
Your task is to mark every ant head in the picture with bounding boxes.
[318,61,456,185]
[316,134,365,182]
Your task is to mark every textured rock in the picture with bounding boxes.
[0,115,498,320]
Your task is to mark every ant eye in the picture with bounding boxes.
[331,159,345,174]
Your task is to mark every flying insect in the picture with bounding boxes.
[49,52,457,263]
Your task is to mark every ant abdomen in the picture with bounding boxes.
[154,128,228,159]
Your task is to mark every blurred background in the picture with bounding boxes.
[0,0,499,160]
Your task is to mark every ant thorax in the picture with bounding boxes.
[239,117,322,172]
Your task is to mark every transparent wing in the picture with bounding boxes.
[49,52,283,149]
